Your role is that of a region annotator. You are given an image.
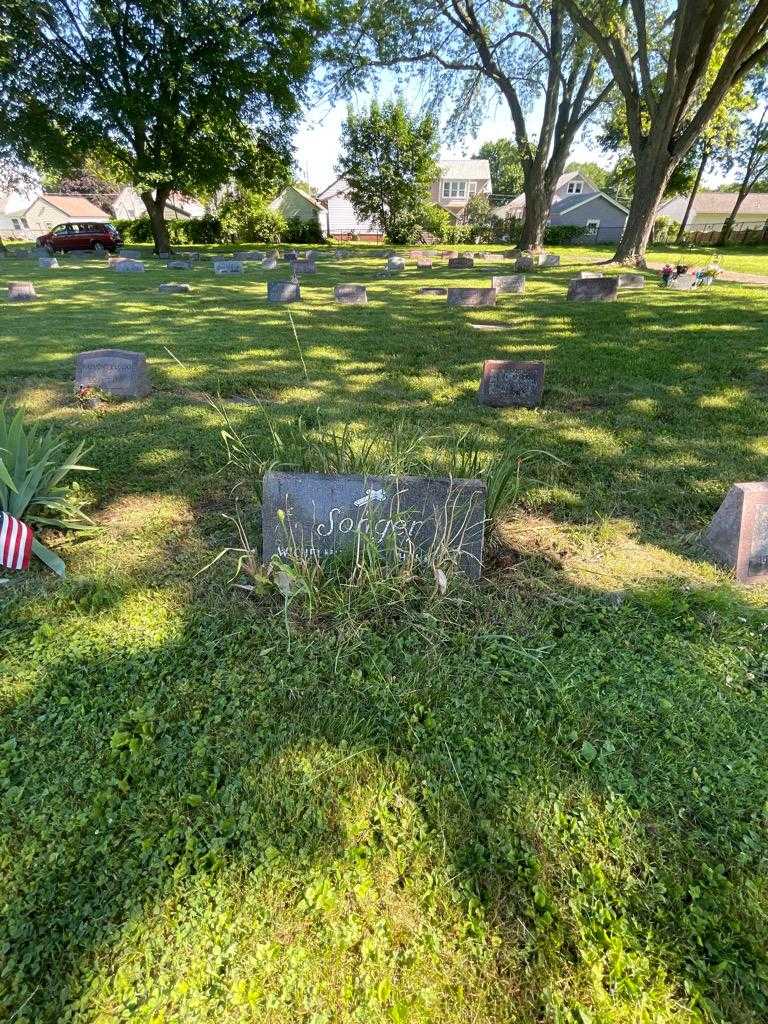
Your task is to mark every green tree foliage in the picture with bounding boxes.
[217,189,286,244]
[560,0,768,264]
[717,103,768,244]
[336,100,440,244]
[565,160,610,190]
[476,140,524,200]
[2,0,323,252]
[462,193,496,242]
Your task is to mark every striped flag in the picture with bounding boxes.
[0,512,33,571]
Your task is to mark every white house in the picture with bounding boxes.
[316,178,382,241]
[659,191,768,235]
[23,194,111,233]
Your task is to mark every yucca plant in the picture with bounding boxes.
[0,404,96,576]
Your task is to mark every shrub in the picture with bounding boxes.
[281,216,325,244]
[417,203,451,242]
[112,216,154,242]
[0,404,95,575]
[653,214,678,244]
[218,190,285,244]
[462,194,496,243]
[543,224,586,245]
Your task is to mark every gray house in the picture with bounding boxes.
[495,171,629,243]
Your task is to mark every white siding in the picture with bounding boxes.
[325,192,379,235]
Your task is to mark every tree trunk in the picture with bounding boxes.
[519,171,552,250]
[675,147,709,245]
[140,186,173,254]
[614,148,676,265]
[716,191,748,247]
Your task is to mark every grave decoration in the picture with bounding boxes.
[703,482,768,585]
[566,277,619,302]
[213,260,243,274]
[617,273,645,290]
[7,281,37,301]
[75,349,151,398]
[334,284,367,305]
[267,280,301,303]
[115,259,145,273]
[447,287,497,308]
[491,274,525,294]
[262,470,487,578]
[448,256,474,269]
[478,360,544,408]
[39,257,59,269]
[158,282,192,294]
[418,287,448,296]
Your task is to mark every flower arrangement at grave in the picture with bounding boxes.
[75,384,113,410]
[0,404,96,575]
[661,264,675,285]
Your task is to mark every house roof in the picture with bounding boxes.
[317,177,347,200]
[688,191,768,214]
[498,171,628,217]
[284,185,326,210]
[32,194,110,218]
[555,189,630,216]
[439,159,491,180]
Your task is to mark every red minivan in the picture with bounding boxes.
[37,221,122,254]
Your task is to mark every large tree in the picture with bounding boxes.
[336,99,440,243]
[336,0,612,250]
[560,0,768,265]
[2,0,323,252]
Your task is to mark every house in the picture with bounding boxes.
[431,159,492,220]
[0,191,34,237]
[494,171,629,243]
[269,185,325,226]
[22,194,112,233]
[316,178,382,241]
[659,191,768,238]
[111,187,205,221]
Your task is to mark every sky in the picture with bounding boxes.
[293,79,733,194]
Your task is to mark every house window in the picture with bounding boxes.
[585,219,600,237]
[567,180,584,194]
[468,181,477,196]
[11,219,21,230]
[442,180,467,199]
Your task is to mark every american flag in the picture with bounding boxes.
[0,512,33,571]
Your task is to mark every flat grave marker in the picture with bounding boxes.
[617,273,645,290]
[159,282,192,294]
[262,470,487,577]
[447,287,497,308]
[166,259,193,270]
[478,360,544,408]
[38,257,59,269]
[491,274,525,294]
[667,274,696,291]
[118,248,141,258]
[75,348,151,398]
[574,270,603,279]
[115,259,145,273]
[7,281,37,302]
[418,287,448,296]
[566,277,619,302]
[703,482,768,585]
[240,251,266,261]
[267,280,301,303]
[334,283,367,305]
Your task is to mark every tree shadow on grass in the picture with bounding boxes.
[2,567,768,1022]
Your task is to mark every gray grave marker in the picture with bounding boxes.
[479,360,544,408]
[574,270,603,279]
[566,277,619,301]
[39,257,59,269]
[262,258,278,270]
[447,287,497,308]
[667,274,696,291]
[267,280,301,303]
[213,260,243,274]
[283,250,298,262]
[448,256,474,269]
[240,251,266,261]
[115,259,145,273]
[167,259,193,270]
[617,273,645,290]
[417,259,433,269]
[334,283,367,305]
[262,470,486,577]
[159,282,192,294]
[7,281,37,302]
[118,248,141,258]
[515,255,535,272]
[387,256,405,272]
[292,259,317,275]
[75,349,150,397]
[703,482,768,585]
[541,253,560,267]
[418,287,448,296]
[491,274,525,294]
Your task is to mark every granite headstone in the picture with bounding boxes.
[262,258,278,270]
[387,256,405,272]
[703,482,768,585]
[262,470,487,577]
[418,287,448,296]
[158,282,192,294]
[267,280,301,303]
[75,349,151,398]
[566,277,619,301]
[617,273,645,290]
[115,259,145,273]
[447,287,497,308]
[213,260,243,274]
[491,274,525,294]
[334,283,367,305]
[167,260,193,270]
[7,281,37,301]
[39,257,59,269]
[478,360,544,408]
[448,256,474,269]
[667,274,696,291]
[292,259,317,275]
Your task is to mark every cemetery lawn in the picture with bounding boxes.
[2,244,768,1024]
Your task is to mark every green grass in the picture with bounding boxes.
[2,244,768,1024]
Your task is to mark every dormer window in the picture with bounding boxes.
[442,180,467,199]
[567,180,584,195]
